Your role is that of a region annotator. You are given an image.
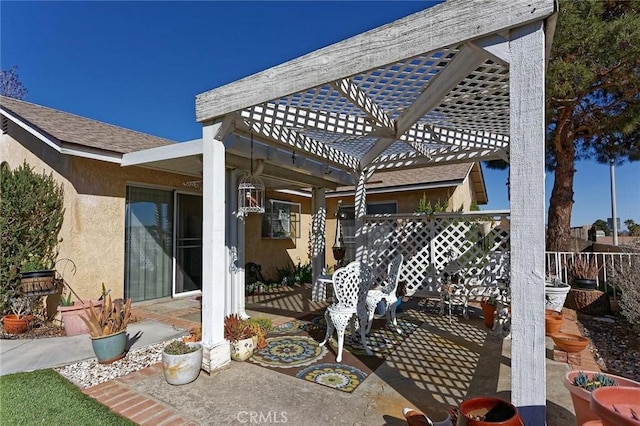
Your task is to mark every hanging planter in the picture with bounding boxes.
[18,269,62,297]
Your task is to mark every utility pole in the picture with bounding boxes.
[610,159,619,246]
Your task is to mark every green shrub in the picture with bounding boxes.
[606,243,640,332]
[0,161,64,314]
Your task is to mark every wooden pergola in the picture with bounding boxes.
[125,0,557,423]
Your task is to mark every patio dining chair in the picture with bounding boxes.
[364,253,404,334]
[319,260,373,363]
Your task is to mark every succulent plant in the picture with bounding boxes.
[164,340,198,355]
[572,371,617,391]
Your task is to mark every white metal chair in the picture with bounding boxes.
[364,254,404,334]
[319,261,373,362]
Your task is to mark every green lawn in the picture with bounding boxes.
[0,369,136,425]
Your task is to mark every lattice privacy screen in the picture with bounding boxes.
[363,213,510,297]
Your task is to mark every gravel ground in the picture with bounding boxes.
[54,340,172,389]
[577,312,640,382]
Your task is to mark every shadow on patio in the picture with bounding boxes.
[132,283,576,424]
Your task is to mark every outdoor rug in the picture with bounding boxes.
[249,314,422,393]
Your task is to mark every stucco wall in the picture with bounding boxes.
[1,123,193,302]
[244,191,312,281]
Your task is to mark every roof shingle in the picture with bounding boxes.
[0,96,174,154]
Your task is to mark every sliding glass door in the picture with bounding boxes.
[174,193,202,295]
[125,186,174,302]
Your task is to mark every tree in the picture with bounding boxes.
[592,219,611,236]
[0,66,28,100]
[545,0,640,251]
[625,219,640,237]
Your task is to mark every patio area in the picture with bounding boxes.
[118,285,584,425]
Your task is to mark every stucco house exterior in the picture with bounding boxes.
[1,95,487,301]
[3,0,556,420]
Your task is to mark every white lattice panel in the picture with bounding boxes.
[364,213,510,297]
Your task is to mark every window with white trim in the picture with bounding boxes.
[261,199,301,239]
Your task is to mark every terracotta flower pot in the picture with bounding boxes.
[58,300,103,336]
[590,386,640,426]
[2,314,32,334]
[457,396,523,425]
[550,332,588,353]
[545,310,563,336]
[480,301,496,329]
[562,371,640,426]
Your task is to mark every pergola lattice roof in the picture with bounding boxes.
[196,0,555,179]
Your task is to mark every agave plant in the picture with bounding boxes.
[80,294,132,337]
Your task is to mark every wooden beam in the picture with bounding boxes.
[508,21,547,423]
[196,0,556,123]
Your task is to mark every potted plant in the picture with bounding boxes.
[457,396,523,425]
[568,255,602,291]
[245,317,273,350]
[223,314,255,361]
[562,370,640,425]
[57,290,104,336]
[80,294,132,364]
[2,297,33,334]
[545,276,571,312]
[17,259,59,297]
[56,283,106,336]
[480,296,497,329]
[162,340,203,385]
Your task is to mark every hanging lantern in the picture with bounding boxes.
[238,133,265,216]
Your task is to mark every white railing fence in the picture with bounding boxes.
[362,212,638,300]
[545,251,639,299]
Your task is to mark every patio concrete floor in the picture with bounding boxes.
[114,283,584,425]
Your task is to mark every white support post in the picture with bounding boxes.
[225,168,234,317]
[311,187,327,298]
[353,170,372,262]
[201,121,230,373]
[509,22,547,423]
[233,170,249,319]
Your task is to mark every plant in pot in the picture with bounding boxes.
[245,317,273,350]
[562,370,640,425]
[480,296,497,329]
[162,340,203,385]
[56,286,104,336]
[2,296,34,334]
[224,314,255,361]
[568,255,602,291]
[80,294,132,364]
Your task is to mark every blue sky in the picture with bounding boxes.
[2,1,638,229]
